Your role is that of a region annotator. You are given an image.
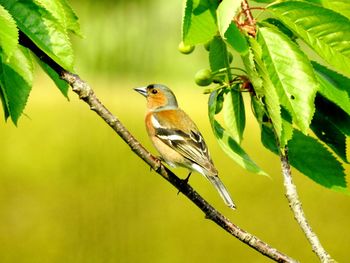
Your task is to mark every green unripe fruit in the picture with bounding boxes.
[178,41,195,54]
[195,69,213,86]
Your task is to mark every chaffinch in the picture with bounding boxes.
[135,84,236,209]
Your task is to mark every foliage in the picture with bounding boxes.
[0,0,80,124]
[181,0,350,193]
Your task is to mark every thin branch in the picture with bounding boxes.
[19,33,298,263]
[240,0,256,37]
[280,148,335,263]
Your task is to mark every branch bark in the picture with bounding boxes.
[280,149,335,263]
[19,33,298,262]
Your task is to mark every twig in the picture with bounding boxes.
[280,148,335,263]
[240,0,256,37]
[19,32,298,263]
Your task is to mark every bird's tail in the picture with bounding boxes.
[207,175,236,210]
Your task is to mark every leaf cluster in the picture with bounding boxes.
[181,0,350,193]
[0,0,81,124]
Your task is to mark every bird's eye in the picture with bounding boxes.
[151,89,158,94]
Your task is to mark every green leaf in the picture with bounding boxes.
[0,84,10,120]
[217,0,242,37]
[34,0,66,28]
[262,18,296,42]
[280,107,294,147]
[312,61,350,116]
[209,36,232,80]
[209,91,267,176]
[223,88,245,143]
[0,46,33,124]
[35,0,82,36]
[60,0,82,36]
[182,0,218,45]
[250,37,283,144]
[250,95,266,125]
[224,22,248,54]
[268,1,350,76]
[315,95,350,136]
[262,126,347,193]
[36,58,69,98]
[288,130,347,193]
[311,109,348,163]
[321,0,350,20]
[0,4,18,59]
[215,89,224,114]
[241,39,263,96]
[1,0,74,71]
[258,26,318,133]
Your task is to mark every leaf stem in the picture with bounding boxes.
[212,67,247,75]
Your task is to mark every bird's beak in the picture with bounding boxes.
[134,87,148,97]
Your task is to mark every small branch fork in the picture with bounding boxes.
[19,32,297,262]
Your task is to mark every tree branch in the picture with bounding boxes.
[19,33,298,263]
[280,148,334,263]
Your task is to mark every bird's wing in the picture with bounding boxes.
[152,109,215,173]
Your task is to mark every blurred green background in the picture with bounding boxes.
[0,0,349,262]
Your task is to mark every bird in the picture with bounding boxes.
[134,84,236,209]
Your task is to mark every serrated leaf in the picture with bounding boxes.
[34,0,66,28]
[0,5,18,59]
[312,61,350,116]
[209,36,232,81]
[36,58,69,98]
[258,26,318,133]
[262,18,296,41]
[182,0,218,45]
[209,36,229,72]
[224,22,248,54]
[288,130,347,192]
[60,0,82,36]
[0,46,33,124]
[34,0,82,37]
[268,1,350,76]
[241,39,263,96]
[280,107,294,147]
[1,0,74,71]
[311,109,348,163]
[209,91,267,175]
[315,95,350,136]
[322,0,350,20]
[250,95,266,124]
[250,38,283,144]
[217,0,242,37]
[262,125,348,193]
[223,88,245,143]
[0,83,10,120]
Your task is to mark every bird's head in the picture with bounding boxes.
[134,84,178,110]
